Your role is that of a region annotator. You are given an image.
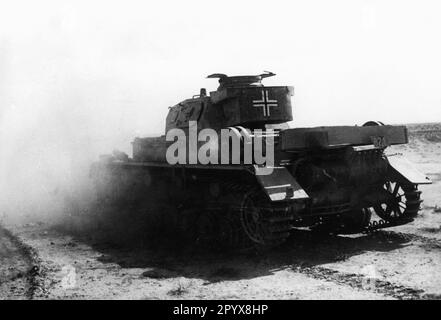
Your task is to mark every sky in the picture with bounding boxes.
[0,0,440,218]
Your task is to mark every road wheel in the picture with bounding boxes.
[239,190,293,247]
[338,208,372,234]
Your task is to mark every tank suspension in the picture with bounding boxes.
[236,188,294,247]
[199,179,295,248]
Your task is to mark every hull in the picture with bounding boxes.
[89,138,426,248]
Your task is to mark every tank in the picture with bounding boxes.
[90,72,432,248]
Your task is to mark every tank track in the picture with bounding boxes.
[192,180,295,249]
[313,213,418,235]
[362,217,414,233]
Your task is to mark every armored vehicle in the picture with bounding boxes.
[90,72,431,248]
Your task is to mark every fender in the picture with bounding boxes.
[254,166,309,201]
[387,154,432,185]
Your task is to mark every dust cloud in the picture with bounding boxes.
[0,43,161,226]
[0,101,95,224]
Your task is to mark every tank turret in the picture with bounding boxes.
[165,72,293,132]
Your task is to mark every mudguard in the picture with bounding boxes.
[254,166,309,201]
[387,154,432,185]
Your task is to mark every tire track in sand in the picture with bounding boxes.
[289,229,441,299]
[290,264,441,300]
[0,225,44,299]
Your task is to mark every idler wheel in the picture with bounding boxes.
[373,182,422,222]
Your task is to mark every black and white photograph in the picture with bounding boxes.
[1,0,441,307]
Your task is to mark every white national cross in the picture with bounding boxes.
[252,90,278,117]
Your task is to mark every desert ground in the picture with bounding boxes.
[1,123,440,300]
